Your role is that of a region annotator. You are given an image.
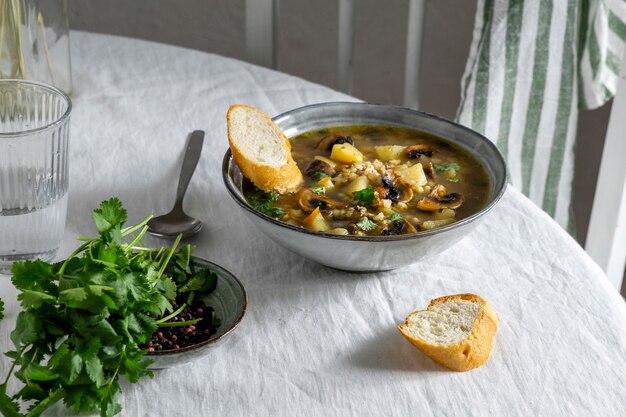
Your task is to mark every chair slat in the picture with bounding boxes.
[586,51,626,291]
[337,0,355,94]
[245,0,278,69]
[403,0,426,109]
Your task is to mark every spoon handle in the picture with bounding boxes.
[175,130,205,206]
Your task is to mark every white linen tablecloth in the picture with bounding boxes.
[1,32,625,417]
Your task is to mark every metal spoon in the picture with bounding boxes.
[148,130,205,239]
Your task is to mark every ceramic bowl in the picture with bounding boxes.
[147,257,247,369]
[222,102,507,271]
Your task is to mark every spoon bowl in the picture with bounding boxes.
[148,130,205,239]
[147,208,203,239]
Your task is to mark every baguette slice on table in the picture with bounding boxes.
[227,104,303,194]
[398,293,499,372]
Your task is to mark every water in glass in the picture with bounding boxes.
[0,80,71,273]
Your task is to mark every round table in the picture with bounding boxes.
[1,31,625,417]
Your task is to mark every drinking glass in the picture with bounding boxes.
[0,0,73,94]
[0,79,71,273]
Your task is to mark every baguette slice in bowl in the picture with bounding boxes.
[398,293,499,371]
[227,104,303,194]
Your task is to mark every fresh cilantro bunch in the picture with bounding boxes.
[0,198,215,417]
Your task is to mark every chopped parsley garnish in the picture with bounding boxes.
[310,185,326,195]
[352,186,376,206]
[356,217,377,231]
[246,188,284,218]
[434,162,461,172]
[311,172,330,181]
[389,212,404,222]
[447,178,460,183]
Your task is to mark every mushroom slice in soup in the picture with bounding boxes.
[423,161,436,181]
[316,134,354,151]
[297,189,347,214]
[381,175,413,203]
[381,219,417,235]
[405,144,436,159]
[305,159,335,178]
[416,184,464,211]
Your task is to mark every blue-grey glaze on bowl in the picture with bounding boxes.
[148,257,247,369]
[222,102,507,271]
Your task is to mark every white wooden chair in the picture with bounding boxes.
[244,0,626,292]
[586,52,626,291]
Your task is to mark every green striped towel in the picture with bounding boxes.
[456,0,626,233]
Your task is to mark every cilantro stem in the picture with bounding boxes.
[156,234,182,280]
[125,226,149,254]
[158,318,202,327]
[25,388,64,417]
[2,346,27,386]
[127,246,161,252]
[76,214,151,242]
[156,303,187,324]
[121,214,153,237]
[57,240,92,277]
[156,248,168,263]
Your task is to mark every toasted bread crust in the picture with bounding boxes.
[398,293,498,372]
[227,105,303,194]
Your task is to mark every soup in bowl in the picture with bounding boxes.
[223,102,507,271]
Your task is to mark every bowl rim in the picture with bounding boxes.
[222,101,508,242]
[147,256,247,356]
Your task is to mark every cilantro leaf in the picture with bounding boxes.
[246,189,284,218]
[17,290,56,309]
[389,212,404,222]
[311,172,330,181]
[63,385,101,415]
[174,245,193,274]
[356,217,377,231]
[309,185,326,195]
[448,177,460,183]
[141,292,172,317]
[178,274,206,293]
[84,356,106,388]
[352,186,376,206]
[433,162,461,172]
[59,287,89,306]
[11,260,57,294]
[156,276,177,300]
[0,384,21,417]
[100,382,123,417]
[211,309,221,327]
[0,299,4,320]
[10,311,42,347]
[92,198,127,243]
[199,270,218,293]
[20,363,59,382]
[119,349,152,383]
[264,207,284,217]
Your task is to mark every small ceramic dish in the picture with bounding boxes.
[147,257,247,369]
[222,102,507,271]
